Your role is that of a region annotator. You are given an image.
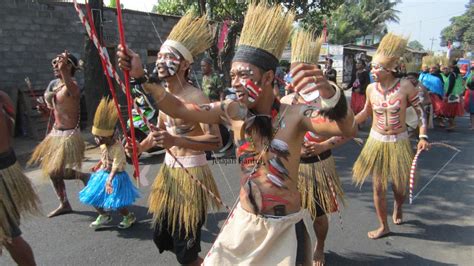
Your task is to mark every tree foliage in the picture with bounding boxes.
[440,1,474,51]
[109,0,116,8]
[325,0,400,44]
[408,40,424,51]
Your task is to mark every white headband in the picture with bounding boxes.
[162,40,194,63]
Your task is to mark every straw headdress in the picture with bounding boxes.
[92,97,118,137]
[373,33,408,71]
[291,29,323,64]
[405,61,421,73]
[163,12,213,63]
[422,55,437,68]
[233,2,295,71]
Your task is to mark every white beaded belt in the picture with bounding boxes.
[164,153,207,168]
[50,127,80,137]
[369,130,408,143]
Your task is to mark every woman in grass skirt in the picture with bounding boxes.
[79,98,139,229]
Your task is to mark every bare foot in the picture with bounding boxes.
[367,227,390,239]
[313,249,325,266]
[393,203,403,225]
[48,203,73,218]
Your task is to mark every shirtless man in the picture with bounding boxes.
[283,91,349,266]
[29,52,88,217]
[1,91,40,265]
[353,33,430,239]
[124,14,222,265]
[118,3,356,264]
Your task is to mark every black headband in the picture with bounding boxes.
[233,45,279,72]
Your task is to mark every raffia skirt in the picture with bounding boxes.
[298,151,345,219]
[1,150,41,253]
[148,153,220,238]
[28,128,85,182]
[352,131,413,193]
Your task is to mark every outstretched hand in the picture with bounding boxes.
[287,63,333,98]
[57,50,73,76]
[117,45,145,78]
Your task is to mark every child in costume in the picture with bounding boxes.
[79,98,139,229]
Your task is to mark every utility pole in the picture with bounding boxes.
[429,37,437,51]
[84,0,107,126]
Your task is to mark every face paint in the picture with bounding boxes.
[242,79,262,103]
[156,46,181,78]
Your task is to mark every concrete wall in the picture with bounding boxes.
[0,0,180,91]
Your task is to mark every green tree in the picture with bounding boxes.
[326,0,400,45]
[109,0,116,8]
[408,40,424,51]
[440,1,474,51]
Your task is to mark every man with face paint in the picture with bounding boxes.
[119,3,356,264]
[28,51,89,218]
[124,14,222,265]
[353,33,430,240]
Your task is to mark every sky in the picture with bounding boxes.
[386,0,468,52]
[111,0,468,52]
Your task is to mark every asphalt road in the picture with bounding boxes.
[1,116,473,266]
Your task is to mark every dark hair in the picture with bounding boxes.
[318,87,348,121]
[327,58,333,64]
[356,59,366,67]
[406,72,419,79]
[201,57,213,65]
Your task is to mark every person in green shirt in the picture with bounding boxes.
[200,58,223,101]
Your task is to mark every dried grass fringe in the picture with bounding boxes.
[298,156,345,219]
[167,12,213,57]
[291,30,323,64]
[0,163,41,252]
[352,136,414,193]
[148,164,220,238]
[28,132,85,182]
[239,2,295,59]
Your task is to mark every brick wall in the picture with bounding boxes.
[0,0,180,91]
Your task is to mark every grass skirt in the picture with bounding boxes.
[352,132,413,193]
[149,164,220,237]
[79,170,140,210]
[1,162,41,251]
[298,156,345,219]
[430,94,444,117]
[442,101,464,117]
[28,128,85,181]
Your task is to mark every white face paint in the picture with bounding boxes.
[156,45,182,78]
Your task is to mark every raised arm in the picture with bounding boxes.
[117,45,246,125]
[57,52,80,97]
[288,64,356,138]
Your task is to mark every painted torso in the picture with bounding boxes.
[369,81,409,135]
[228,102,306,216]
[47,79,80,130]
